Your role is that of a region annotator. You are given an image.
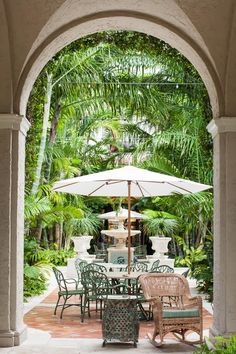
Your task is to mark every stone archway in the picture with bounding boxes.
[2,0,235,347]
[16,11,222,117]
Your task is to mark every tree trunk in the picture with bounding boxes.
[195,208,203,247]
[45,99,61,181]
[49,100,61,144]
[58,220,63,249]
[34,218,43,243]
[54,223,60,249]
[48,228,54,245]
[31,73,53,195]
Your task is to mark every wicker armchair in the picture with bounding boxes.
[139,273,203,346]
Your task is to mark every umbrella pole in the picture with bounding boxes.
[127,181,131,275]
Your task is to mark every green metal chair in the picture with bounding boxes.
[83,262,107,272]
[81,269,129,321]
[74,258,88,284]
[129,261,148,272]
[124,262,149,320]
[52,266,84,319]
[181,269,190,278]
[134,245,147,259]
[150,264,174,273]
[150,259,160,272]
[81,269,111,321]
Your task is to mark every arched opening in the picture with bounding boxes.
[21,27,214,342]
[3,2,231,347]
[16,12,221,117]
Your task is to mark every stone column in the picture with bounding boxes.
[0,114,30,347]
[207,117,236,337]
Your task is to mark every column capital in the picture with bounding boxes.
[207,117,236,138]
[0,114,30,136]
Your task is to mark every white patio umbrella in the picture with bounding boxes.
[52,165,211,273]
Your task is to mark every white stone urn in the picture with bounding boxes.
[71,235,93,258]
[149,236,171,258]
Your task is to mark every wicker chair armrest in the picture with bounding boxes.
[146,296,162,306]
[185,295,202,306]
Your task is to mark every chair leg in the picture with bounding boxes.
[54,294,61,315]
[60,295,68,319]
[80,294,83,317]
[81,295,86,322]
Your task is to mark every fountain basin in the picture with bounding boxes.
[101,229,140,249]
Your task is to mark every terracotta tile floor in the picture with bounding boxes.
[24,289,213,339]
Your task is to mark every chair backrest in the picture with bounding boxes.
[182,269,190,278]
[115,256,126,264]
[81,269,110,298]
[126,261,148,272]
[52,266,68,292]
[74,259,88,281]
[83,262,107,272]
[139,273,191,302]
[134,245,147,256]
[150,259,160,271]
[75,259,88,272]
[150,264,174,273]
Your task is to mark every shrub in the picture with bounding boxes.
[23,238,75,299]
[194,336,236,353]
[47,249,76,266]
[24,263,48,300]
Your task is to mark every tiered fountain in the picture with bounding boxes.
[100,213,140,264]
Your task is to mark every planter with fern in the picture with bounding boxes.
[144,210,178,268]
[70,212,101,259]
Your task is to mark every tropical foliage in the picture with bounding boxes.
[25,31,213,298]
[23,238,75,299]
[194,336,236,353]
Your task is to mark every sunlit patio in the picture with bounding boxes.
[0,267,212,354]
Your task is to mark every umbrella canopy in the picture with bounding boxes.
[52,166,211,197]
[98,208,146,220]
[52,165,211,273]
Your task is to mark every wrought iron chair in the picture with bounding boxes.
[81,269,128,321]
[74,258,88,284]
[182,269,190,278]
[150,264,174,273]
[125,261,148,272]
[83,262,107,272]
[124,262,149,320]
[52,267,84,319]
[134,245,147,259]
[139,273,203,346]
[124,262,148,292]
[150,259,160,271]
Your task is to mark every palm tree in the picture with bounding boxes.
[26,31,212,252]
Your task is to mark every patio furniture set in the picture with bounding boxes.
[52,259,202,348]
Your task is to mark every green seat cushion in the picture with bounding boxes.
[59,289,83,296]
[163,308,199,318]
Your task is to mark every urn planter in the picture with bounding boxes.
[149,236,171,258]
[71,235,93,258]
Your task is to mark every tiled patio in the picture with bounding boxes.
[23,288,213,339]
[0,269,213,354]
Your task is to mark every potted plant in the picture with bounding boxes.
[143,210,178,265]
[71,212,102,258]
